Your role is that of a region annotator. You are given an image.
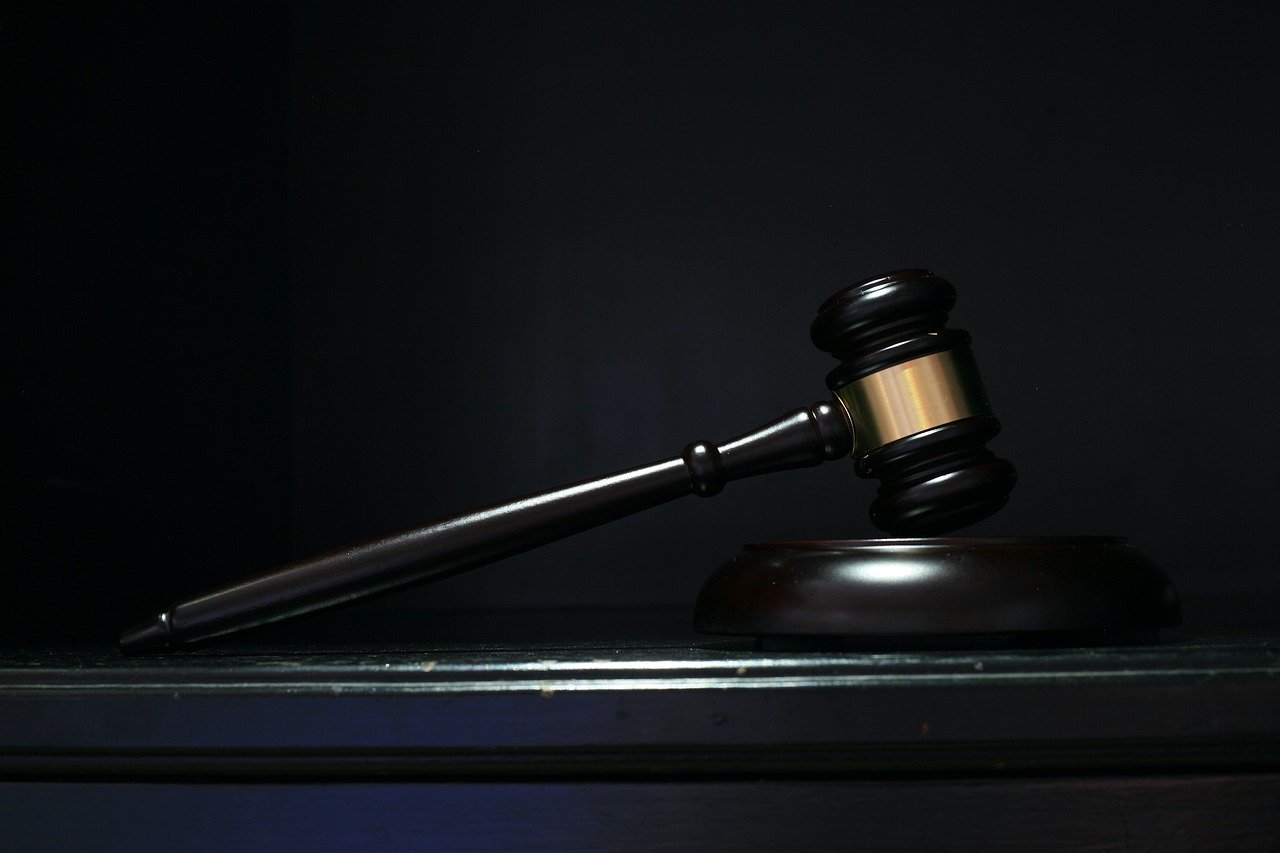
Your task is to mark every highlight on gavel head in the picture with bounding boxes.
[811,269,1017,535]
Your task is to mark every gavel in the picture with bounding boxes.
[120,269,1016,653]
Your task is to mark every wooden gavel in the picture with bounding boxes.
[120,269,1016,653]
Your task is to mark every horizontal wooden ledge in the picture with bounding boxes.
[4,737,1280,781]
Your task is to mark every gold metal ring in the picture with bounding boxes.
[835,349,992,454]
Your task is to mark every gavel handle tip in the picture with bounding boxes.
[118,611,173,655]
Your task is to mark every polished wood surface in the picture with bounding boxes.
[121,270,1017,653]
[12,610,1280,779]
[10,607,1280,849]
[120,402,851,653]
[694,537,1180,642]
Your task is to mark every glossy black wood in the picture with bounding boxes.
[859,415,1015,534]
[120,402,851,653]
[694,537,1181,645]
[12,614,1280,779]
[120,270,1017,653]
[813,269,1017,534]
[32,606,1280,848]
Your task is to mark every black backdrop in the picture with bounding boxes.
[10,1,1280,641]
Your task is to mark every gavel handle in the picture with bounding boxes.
[119,400,852,653]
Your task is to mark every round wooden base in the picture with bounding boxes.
[693,537,1180,649]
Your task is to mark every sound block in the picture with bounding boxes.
[693,537,1181,650]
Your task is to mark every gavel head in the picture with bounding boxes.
[811,269,1017,535]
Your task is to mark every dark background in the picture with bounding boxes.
[9,1,1279,641]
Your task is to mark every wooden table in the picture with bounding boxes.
[1,608,1277,850]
